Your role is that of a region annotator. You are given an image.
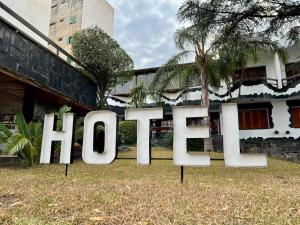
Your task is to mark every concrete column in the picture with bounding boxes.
[274,53,283,88]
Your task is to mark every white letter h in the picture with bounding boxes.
[40,113,74,164]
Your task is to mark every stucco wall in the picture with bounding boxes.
[81,0,114,36]
[0,0,52,46]
[239,100,300,139]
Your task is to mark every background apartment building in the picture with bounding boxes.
[49,0,114,58]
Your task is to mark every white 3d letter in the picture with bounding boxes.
[125,108,163,165]
[172,106,210,166]
[82,111,117,165]
[221,103,267,167]
[40,113,74,164]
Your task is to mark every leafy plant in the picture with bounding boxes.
[130,82,148,108]
[55,105,72,130]
[119,121,137,145]
[0,112,42,167]
[152,131,173,148]
[72,27,134,109]
[54,105,85,145]
[192,0,300,44]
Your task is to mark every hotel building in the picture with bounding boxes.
[109,41,300,162]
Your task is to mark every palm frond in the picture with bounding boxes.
[175,27,198,51]
[55,105,72,131]
[130,82,148,108]
[15,112,30,140]
[175,63,198,89]
[0,122,12,143]
[75,126,84,142]
[149,51,193,92]
[5,133,31,155]
[29,122,43,156]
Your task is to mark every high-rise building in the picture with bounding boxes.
[49,0,114,55]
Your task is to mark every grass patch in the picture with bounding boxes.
[0,147,299,224]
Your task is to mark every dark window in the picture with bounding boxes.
[285,61,300,78]
[238,109,269,130]
[291,107,300,128]
[234,66,267,81]
[66,36,73,44]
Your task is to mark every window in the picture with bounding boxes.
[50,22,56,26]
[66,36,73,44]
[286,62,300,78]
[234,66,267,81]
[60,18,64,22]
[161,120,173,128]
[291,107,300,128]
[238,109,269,130]
[70,16,77,24]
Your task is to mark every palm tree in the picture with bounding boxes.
[217,32,286,100]
[0,112,42,166]
[150,0,286,150]
[130,82,148,108]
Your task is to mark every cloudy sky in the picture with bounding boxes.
[107,0,185,69]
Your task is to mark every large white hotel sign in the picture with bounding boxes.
[40,103,267,167]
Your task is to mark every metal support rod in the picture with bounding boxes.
[180,166,184,183]
[65,164,68,177]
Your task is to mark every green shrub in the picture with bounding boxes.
[154,131,173,148]
[0,112,42,166]
[153,132,204,151]
[187,138,204,152]
[119,121,137,145]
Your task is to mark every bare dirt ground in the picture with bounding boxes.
[0,147,299,225]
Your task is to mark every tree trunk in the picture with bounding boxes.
[202,83,213,151]
[97,83,107,110]
[237,68,245,103]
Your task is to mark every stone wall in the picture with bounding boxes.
[240,138,300,163]
[0,156,21,166]
[33,99,60,121]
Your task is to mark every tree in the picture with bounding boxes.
[181,0,300,43]
[0,113,42,167]
[72,27,134,109]
[150,0,285,150]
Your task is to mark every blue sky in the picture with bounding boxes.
[107,0,185,69]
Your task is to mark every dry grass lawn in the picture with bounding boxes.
[0,147,299,225]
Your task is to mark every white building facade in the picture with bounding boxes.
[109,42,300,162]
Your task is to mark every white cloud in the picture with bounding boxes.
[107,0,187,69]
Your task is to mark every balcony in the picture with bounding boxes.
[0,2,97,111]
